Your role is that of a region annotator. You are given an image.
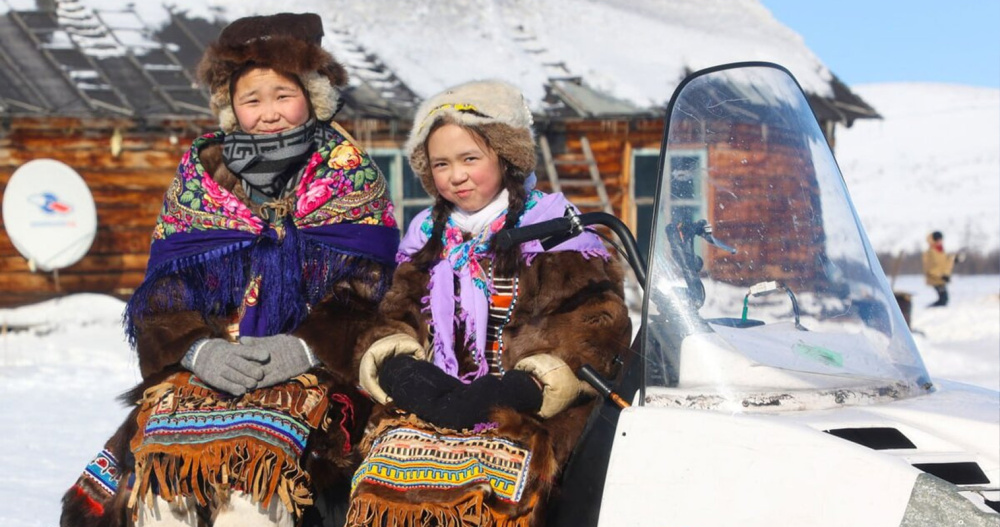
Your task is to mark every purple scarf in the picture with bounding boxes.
[397,190,608,382]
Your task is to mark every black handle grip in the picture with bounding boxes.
[578,364,631,409]
[495,217,573,250]
[577,364,612,397]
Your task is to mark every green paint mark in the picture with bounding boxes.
[793,342,843,367]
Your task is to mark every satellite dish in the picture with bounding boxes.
[2,159,97,272]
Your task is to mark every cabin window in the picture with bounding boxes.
[666,152,706,224]
[631,148,707,261]
[631,149,659,261]
[370,150,434,231]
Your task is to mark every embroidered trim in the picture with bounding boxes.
[142,407,312,459]
[83,449,121,495]
[351,426,532,503]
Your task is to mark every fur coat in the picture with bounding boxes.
[349,228,631,525]
[60,125,396,527]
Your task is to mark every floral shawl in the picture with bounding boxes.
[126,123,399,342]
[397,189,608,382]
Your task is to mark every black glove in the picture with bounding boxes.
[497,370,545,413]
[379,354,460,412]
[380,356,543,430]
[942,275,951,283]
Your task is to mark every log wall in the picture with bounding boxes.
[1,115,659,308]
[702,122,826,289]
[0,117,210,306]
[539,118,664,219]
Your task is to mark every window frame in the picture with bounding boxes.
[630,147,708,260]
[369,148,434,231]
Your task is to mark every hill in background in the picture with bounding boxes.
[837,82,999,269]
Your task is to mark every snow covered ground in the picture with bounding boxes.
[0,274,997,526]
[894,274,1000,391]
[0,294,137,526]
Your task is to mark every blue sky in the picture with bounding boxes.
[760,1,1000,89]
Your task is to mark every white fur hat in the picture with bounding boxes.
[406,79,536,196]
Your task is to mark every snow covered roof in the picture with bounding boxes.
[0,1,212,118]
[285,0,877,121]
[0,0,877,123]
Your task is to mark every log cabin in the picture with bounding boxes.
[0,1,878,307]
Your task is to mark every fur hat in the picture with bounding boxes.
[197,12,349,133]
[405,80,536,197]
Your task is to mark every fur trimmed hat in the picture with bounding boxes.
[405,79,536,197]
[197,12,348,133]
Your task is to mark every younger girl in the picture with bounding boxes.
[347,80,630,526]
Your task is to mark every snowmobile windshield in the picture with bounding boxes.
[641,64,932,412]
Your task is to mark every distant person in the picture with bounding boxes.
[60,12,398,526]
[922,231,958,307]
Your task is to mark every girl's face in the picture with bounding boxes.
[428,123,504,214]
[232,68,310,135]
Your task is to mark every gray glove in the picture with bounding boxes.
[239,335,319,389]
[181,338,268,396]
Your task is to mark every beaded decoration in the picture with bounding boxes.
[486,260,519,376]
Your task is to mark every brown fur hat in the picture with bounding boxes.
[197,12,349,133]
[406,80,536,197]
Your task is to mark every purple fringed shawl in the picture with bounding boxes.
[125,127,399,344]
[397,190,608,382]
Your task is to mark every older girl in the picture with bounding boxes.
[61,13,396,527]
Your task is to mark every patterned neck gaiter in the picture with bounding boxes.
[222,118,335,197]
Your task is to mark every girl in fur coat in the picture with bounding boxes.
[60,13,397,527]
[346,80,631,526]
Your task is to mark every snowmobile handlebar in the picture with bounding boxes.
[578,364,631,409]
[495,215,574,249]
[496,208,647,285]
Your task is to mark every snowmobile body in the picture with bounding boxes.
[600,381,998,526]
[526,63,999,526]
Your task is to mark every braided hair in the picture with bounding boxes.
[490,163,528,277]
[409,119,529,277]
[409,195,453,272]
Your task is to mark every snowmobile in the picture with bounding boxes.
[498,62,999,526]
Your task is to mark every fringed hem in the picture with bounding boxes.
[127,372,333,521]
[128,442,314,518]
[346,488,534,527]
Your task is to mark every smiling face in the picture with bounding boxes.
[231,67,310,135]
[428,123,505,214]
